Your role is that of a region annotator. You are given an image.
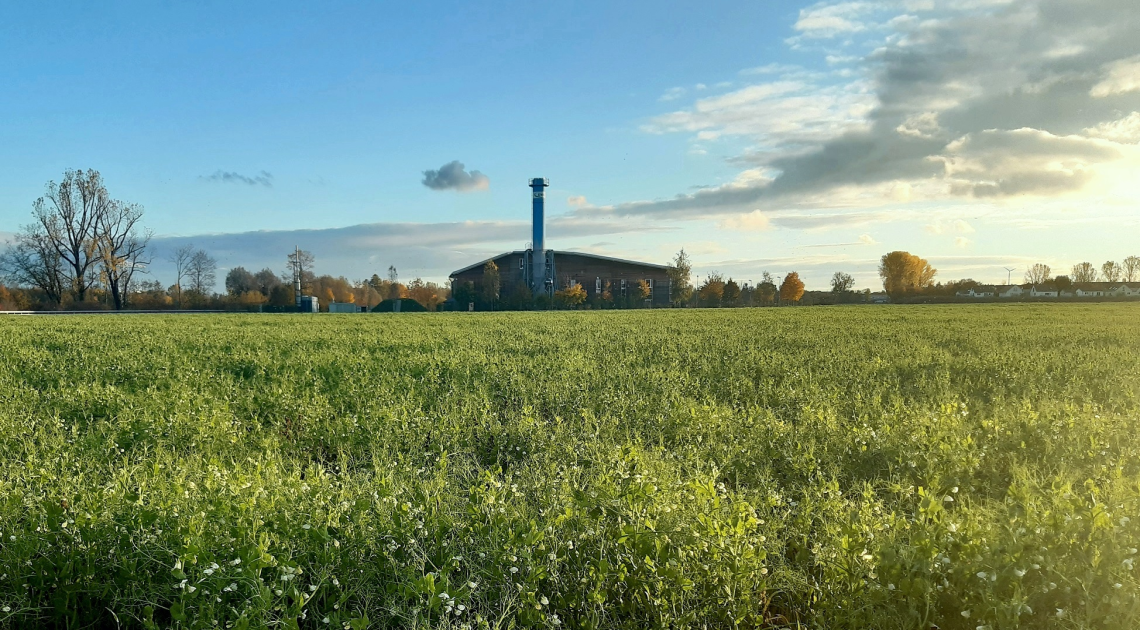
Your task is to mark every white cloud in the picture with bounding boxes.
[954,236,972,248]
[895,112,942,139]
[1091,55,1140,98]
[659,87,687,102]
[717,210,771,232]
[642,79,875,148]
[859,233,877,244]
[567,195,589,207]
[1084,112,1140,143]
[794,1,877,38]
[936,128,1122,198]
[740,63,802,75]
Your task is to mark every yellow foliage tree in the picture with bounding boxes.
[779,272,805,304]
[635,280,652,301]
[878,251,936,297]
[554,284,587,309]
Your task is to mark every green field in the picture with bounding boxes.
[1,306,1139,629]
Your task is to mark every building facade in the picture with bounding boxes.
[450,250,673,307]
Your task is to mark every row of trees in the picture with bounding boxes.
[1025,258,1140,285]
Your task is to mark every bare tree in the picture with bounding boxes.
[96,201,152,310]
[169,244,195,308]
[31,169,112,302]
[1123,256,1140,282]
[831,271,855,293]
[1024,263,1051,285]
[1071,262,1098,283]
[0,226,66,304]
[187,250,217,295]
[1102,260,1122,283]
[285,249,316,293]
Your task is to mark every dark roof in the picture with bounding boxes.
[449,250,525,277]
[449,249,669,278]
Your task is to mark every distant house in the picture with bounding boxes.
[1073,283,1106,297]
[1107,283,1140,297]
[870,292,890,304]
[996,285,1026,298]
[955,285,996,298]
[1029,284,1059,298]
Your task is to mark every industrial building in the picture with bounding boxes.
[449,178,673,307]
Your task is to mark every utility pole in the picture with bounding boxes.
[1004,267,1016,285]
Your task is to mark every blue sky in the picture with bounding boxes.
[2,0,1140,289]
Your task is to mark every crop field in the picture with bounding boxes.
[1,306,1139,629]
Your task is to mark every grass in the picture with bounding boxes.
[0,305,1138,629]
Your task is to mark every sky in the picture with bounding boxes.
[1,0,1139,290]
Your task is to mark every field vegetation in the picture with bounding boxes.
[1,305,1138,629]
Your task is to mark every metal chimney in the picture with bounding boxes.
[530,177,549,293]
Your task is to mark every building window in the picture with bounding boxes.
[646,279,653,298]
[519,258,525,269]
[620,279,627,296]
[595,277,602,294]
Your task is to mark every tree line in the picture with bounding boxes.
[1023,258,1140,285]
[0,169,451,311]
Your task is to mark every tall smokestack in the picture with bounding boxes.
[530,177,549,293]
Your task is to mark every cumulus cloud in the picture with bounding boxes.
[587,0,1140,223]
[567,195,589,207]
[1090,55,1140,97]
[421,161,490,192]
[937,128,1120,197]
[201,170,274,187]
[1084,111,1140,143]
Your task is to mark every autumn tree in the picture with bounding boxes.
[831,271,855,293]
[634,279,652,303]
[878,251,936,298]
[779,272,805,304]
[667,249,693,306]
[722,279,741,306]
[96,199,151,310]
[1123,256,1140,282]
[1024,263,1051,285]
[1102,260,1122,283]
[698,273,725,307]
[407,278,448,311]
[554,283,587,309]
[1071,262,1097,283]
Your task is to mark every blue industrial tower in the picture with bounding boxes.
[529,177,550,294]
